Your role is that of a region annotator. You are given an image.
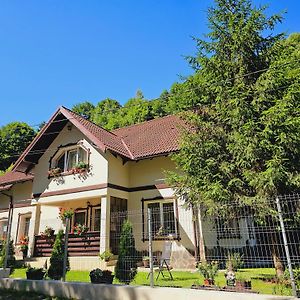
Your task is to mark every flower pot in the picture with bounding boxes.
[26,270,46,280]
[90,274,114,284]
[204,278,214,286]
[236,280,251,290]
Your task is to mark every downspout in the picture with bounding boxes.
[1,192,13,270]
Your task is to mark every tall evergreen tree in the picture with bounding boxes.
[167,0,296,276]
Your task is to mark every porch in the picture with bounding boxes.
[31,195,128,257]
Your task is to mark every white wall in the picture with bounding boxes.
[32,122,108,196]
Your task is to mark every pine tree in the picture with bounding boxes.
[0,240,16,272]
[48,230,69,280]
[167,0,297,277]
[115,220,137,284]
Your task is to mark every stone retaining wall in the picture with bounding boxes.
[0,278,295,300]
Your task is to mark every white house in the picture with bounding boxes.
[0,107,255,270]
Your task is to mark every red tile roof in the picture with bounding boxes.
[62,107,185,160]
[113,115,184,159]
[0,171,33,187]
[5,107,186,186]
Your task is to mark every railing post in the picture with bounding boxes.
[275,196,297,297]
[62,217,70,281]
[148,208,154,288]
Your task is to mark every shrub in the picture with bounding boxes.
[99,250,113,262]
[89,268,114,284]
[226,253,244,272]
[48,229,69,280]
[115,220,137,284]
[0,239,16,273]
[198,261,219,281]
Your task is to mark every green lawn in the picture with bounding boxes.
[10,268,293,296]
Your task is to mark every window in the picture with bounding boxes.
[0,219,8,240]
[146,201,177,238]
[92,207,101,232]
[51,143,88,172]
[216,218,240,239]
[73,210,86,226]
[17,213,31,243]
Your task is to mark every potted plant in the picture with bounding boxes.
[73,223,89,236]
[142,256,150,268]
[89,268,114,284]
[19,236,29,259]
[59,207,74,224]
[48,167,62,177]
[198,261,219,286]
[99,250,113,262]
[72,162,89,174]
[41,226,55,238]
[26,266,46,280]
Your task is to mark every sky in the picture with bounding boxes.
[0,0,299,128]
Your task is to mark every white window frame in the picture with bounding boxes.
[51,142,88,172]
[146,200,177,238]
[91,206,101,232]
[16,213,32,243]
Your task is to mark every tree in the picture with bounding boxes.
[0,240,16,273]
[72,101,95,120]
[91,98,122,130]
[48,230,69,280]
[0,122,36,171]
[121,90,152,127]
[167,0,292,276]
[115,220,137,284]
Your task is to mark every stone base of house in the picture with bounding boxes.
[26,257,113,271]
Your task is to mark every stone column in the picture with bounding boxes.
[99,196,110,253]
[27,204,41,257]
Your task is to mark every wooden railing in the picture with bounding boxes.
[34,231,100,257]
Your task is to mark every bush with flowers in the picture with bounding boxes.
[59,207,74,224]
[19,236,29,258]
[73,223,89,236]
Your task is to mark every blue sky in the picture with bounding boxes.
[0,0,299,127]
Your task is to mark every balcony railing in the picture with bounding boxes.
[34,231,100,257]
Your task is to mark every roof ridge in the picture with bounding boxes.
[61,106,121,138]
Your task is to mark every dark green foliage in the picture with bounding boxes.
[0,122,36,172]
[48,230,69,280]
[115,220,137,284]
[72,101,95,120]
[0,240,16,272]
[168,0,289,216]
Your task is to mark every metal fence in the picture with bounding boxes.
[7,194,300,296]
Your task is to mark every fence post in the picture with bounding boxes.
[62,217,70,282]
[147,208,154,288]
[4,195,13,270]
[275,196,297,297]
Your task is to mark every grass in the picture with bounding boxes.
[10,267,293,296]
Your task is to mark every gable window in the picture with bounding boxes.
[142,199,179,240]
[216,218,241,239]
[51,143,89,173]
